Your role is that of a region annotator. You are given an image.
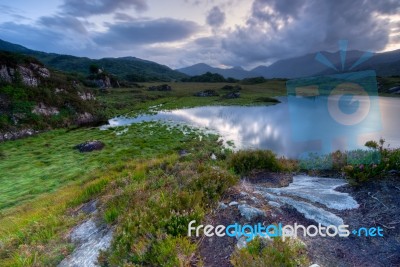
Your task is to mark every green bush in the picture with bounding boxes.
[231,237,309,267]
[0,114,10,129]
[229,150,281,174]
[191,167,238,204]
[343,139,400,185]
[240,77,267,85]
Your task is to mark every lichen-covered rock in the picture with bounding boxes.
[0,65,12,83]
[74,140,105,153]
[18,66,38,87]
[238,204,265,220]
[0,128,38,142]
[32,102,59,116]
[32,103,59,116]
[55,88,66,94]
[78,92,96,101]
[95,76,111,89]
[0,63,50,87]
[75,112,95,125]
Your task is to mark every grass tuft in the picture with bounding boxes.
[228,150,281,174]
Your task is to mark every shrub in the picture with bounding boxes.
[149,236,196,267]
[231,237,309,267]
[240,77,267,85]
[254,96,280,103]
[229,150,281,174]
[343,139,400,185]
[191,167,238,204]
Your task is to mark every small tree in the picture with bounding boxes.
[89,64,100,74]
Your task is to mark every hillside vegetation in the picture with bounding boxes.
[0,51,105,140]
[0,39,187,82]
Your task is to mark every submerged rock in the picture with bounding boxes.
[74,140,105,153]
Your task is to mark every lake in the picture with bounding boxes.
[101,96,400,158]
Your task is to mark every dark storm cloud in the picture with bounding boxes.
[39,16,88,34]
[222,0,400,66]
[60,0,148,17]
[206,6,226,28]
[94,18,200,48]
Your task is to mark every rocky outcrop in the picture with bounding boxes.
[75,112,95,126]
[18,66,38,87]
[32,103,60,116]
[0,128,39,142]
[78,92,96,101]
[148,84,172,91]
[95,76,111,89]
[29,63,50,78]
[0,63,50,87]
[55,88,66,94]
[0,65,13,83]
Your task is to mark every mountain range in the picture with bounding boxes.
[178,50,400,79]
[0,39,187,82]
[1,38,399,81]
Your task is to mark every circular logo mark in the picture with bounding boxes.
[327,82,370,126]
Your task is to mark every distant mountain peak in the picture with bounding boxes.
[232,66,244,70]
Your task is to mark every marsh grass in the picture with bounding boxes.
[228,150,282,174]
[97,81,286,117]
[0,121,234,266]
[0,122,201,210]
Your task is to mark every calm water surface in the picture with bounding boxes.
[101,96,400,158]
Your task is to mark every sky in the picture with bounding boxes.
[0,0,399,69]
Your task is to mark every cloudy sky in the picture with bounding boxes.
[0,0,399,69]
